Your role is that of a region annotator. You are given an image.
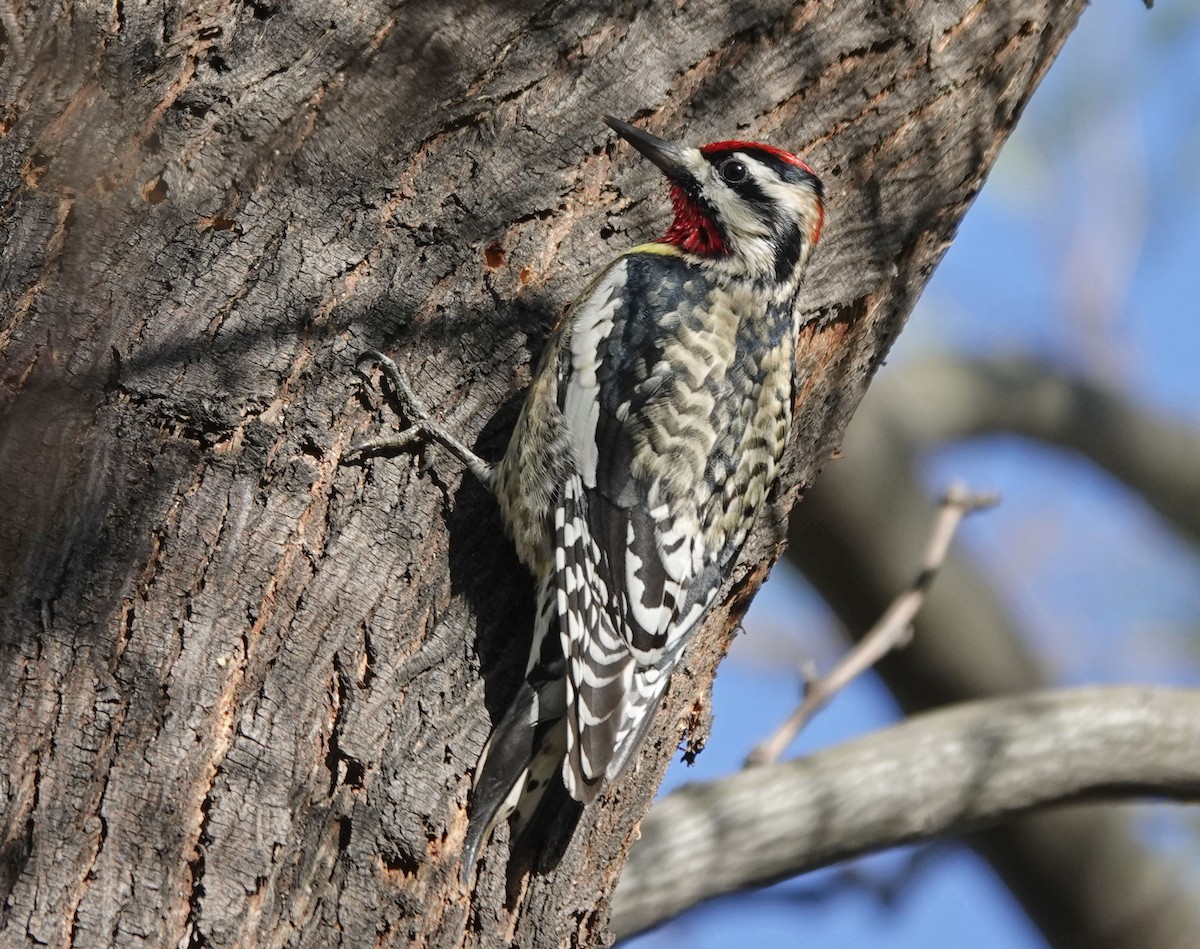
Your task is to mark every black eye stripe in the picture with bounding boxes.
[720,174,768,207]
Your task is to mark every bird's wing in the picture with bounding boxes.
[555,249,729,801]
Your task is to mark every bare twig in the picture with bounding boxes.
[746,483,999,767]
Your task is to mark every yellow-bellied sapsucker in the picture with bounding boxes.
[354,117,823,883]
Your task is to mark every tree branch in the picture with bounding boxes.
[786,392,1200,949]
[877,354,1200,543]
[747,484,998,766]
[614,687,1200,939]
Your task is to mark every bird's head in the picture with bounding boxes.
[604,116,824,284]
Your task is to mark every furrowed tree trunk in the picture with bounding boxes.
[0,1,1086,945]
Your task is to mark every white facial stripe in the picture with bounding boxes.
[755,170,823,237]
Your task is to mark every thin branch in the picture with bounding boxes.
[746,484,998,767]
[614,686,1200,940]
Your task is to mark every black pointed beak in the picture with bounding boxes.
[604,116,693,186]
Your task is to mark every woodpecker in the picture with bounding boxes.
[353,116,823,882]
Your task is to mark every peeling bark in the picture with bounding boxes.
[1,1,1085,945]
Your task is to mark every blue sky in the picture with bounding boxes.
[627,4,1200,946]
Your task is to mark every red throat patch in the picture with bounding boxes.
[662,185,728,256]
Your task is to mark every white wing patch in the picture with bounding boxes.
[562,261,628,489]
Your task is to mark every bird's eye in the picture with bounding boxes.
[720,159,747,184]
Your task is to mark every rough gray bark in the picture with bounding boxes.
[0,1,1086,946]
[615,686,1200,939]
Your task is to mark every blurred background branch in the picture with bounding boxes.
[780,374,1200,949]
[616,686,1200,941]
[748,483,999,767]
[876,355,1200,544]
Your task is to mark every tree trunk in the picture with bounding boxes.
[0,1,1085,945]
